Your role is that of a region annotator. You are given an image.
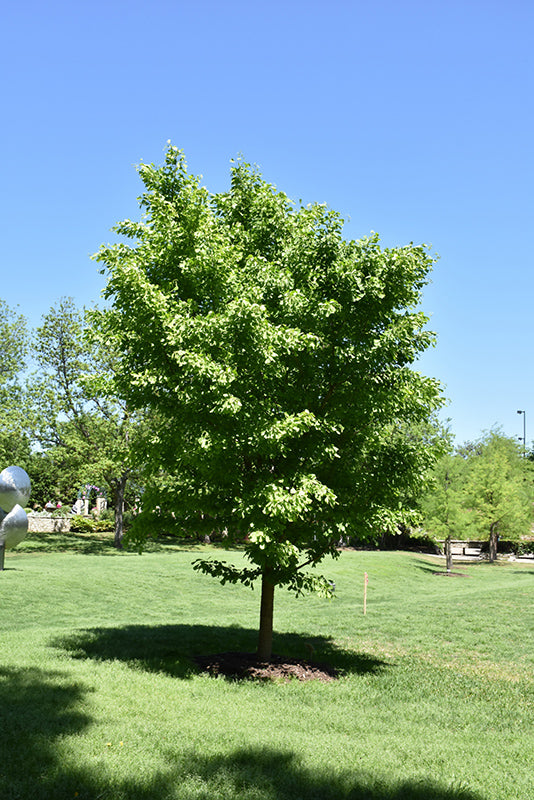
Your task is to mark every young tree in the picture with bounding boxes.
[421,453,470,572]
[94,146,444,659]
[463,431,533,562]
[29,298,140,547]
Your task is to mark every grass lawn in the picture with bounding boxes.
[1,534,533,799]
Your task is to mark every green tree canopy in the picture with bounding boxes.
[0,298,31,467]
[423,430,534,564]
[463,431,533,561]
[421,452,470,571]
[94,145,444,658]
[29,298,141,546]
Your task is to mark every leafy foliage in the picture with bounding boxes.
[70,514,114,533]
[24,448,80,507]
[0,298,31,466]
[421,454,471,540]
[94,145,444,655]
[423,430,534,562]
[28,298,141,546]
[463,431,534,559]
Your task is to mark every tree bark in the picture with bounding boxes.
[112,472,129,549]
[489,522,498,563]
[257,571,275,661]
[445,535,453,573]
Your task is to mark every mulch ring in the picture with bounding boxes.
[432,570,470,577]
[194,651,338,683]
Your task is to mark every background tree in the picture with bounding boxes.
[29,298,140,547]
[23,444,82,508]
[421,452,470,571]
[0,298,31,467]
[94,146,444,659]
[463,431,533,562]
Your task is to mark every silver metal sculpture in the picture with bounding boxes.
[0,466,31,569]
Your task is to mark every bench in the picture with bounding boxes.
[442,541,483,558]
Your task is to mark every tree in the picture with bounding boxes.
[0,298,27,384]
[94,145,444,659]
[463,431,533,562]
[421,453,470,572]
[0,299,31,467]
[29,298,140,547]
[23,443,82,508]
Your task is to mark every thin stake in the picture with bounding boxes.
[364,572,368,615]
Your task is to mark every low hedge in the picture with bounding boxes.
[70,514,114,533]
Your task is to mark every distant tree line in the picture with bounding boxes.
[0,297,143,548]
[421,430,534,568]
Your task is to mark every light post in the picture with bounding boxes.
[517,409,526,456]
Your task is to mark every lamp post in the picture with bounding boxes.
[517,409,526,456]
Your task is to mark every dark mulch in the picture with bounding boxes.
[194,651,338,682]
[432,570,469,577]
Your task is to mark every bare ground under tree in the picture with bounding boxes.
[194,651,338,682]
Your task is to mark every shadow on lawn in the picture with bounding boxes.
[54,623,385,679]
[0,669,483,799]
[19,531,207,556]
[19,529,118,555]
[153,745,484,800]
[410,557,470,577]
[0,666,91,793]
[51,745,485,800]
[412,556,534,578]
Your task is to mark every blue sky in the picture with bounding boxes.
[2,0,532,446]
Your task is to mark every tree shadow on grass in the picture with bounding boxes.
[0,666,91,794]
[162,745,484,800]
[18,531,209,556]
[412,556,534,578]
[0,740,485,800]
[53,623,385,680]
[0,669,483,799]
[18,529,118,555]
[410,557,469,577]
[75,745,481,800]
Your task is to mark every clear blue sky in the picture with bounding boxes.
[2,0,532,446]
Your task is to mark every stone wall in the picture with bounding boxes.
[27,515,71,533]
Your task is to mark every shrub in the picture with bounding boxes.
[70,515,98,533]
[70,514,114,533]
[514,540,534,556]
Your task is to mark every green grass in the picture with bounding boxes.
[1,535,533,799]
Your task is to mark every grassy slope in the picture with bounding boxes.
[1,539,533,800]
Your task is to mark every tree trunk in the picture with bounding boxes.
[257,570,275,661]
[112,472,128,550]
[489,522,498,563]
[445,535,453,573]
